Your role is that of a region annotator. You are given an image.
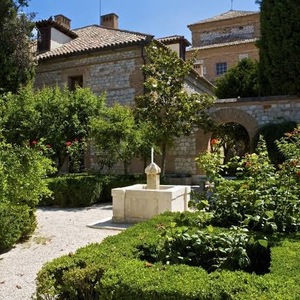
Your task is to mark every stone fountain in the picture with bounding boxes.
[112,148,191,223]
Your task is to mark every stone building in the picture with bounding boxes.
[34,13,214,174]
[187,10,260,84]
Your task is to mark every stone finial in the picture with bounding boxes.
[145,162,161,190]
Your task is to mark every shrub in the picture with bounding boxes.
[35,212,300,300]
[40,174,146,207]
[0,141,54,251]
[0,202,36,251]
[253,121,297,165]
[40,174,106,207]
[195,136,300,233]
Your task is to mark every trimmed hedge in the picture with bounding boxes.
[40,174,146,207]
[35,212,300,299]
[0,202,36,252]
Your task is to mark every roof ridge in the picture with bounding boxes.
[188,9,259,27]
[73,24,154,38]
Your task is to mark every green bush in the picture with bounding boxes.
[40,174,105,207]
[40,174,146,207]
[0,202,36,251]
[0,142,54,251]
[35,212,300,300]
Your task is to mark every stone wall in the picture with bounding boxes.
[35,46,145,106]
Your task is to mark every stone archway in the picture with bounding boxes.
[210,108,259,151]
[194,108,259,174]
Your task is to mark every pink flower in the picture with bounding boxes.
[32,140,38,145]
[66,141,72,147]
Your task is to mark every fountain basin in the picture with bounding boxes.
[112,184,191,223]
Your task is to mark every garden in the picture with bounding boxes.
[33,127,300,299]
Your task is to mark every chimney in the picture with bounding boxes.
[54,14,71,29]
[101,13,119,29]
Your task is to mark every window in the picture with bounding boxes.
[69,75,83,91]
[216,62,227,75]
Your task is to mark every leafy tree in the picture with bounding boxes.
[215,58,259,99]
[90,104,144,174]
[1,85,105,172]
[257,0,300,96]
[0,0,36,94]
[135,43,214,174]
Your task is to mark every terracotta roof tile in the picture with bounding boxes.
[188,10,259,27]
[37,25,154,61]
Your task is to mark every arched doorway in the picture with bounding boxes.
[194,108,259,174]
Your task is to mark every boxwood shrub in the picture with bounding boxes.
[0,202,36,252]
[35,212,300,300]
[40,174,145,207]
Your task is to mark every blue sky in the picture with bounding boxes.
[25,0,259,40]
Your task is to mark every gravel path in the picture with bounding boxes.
[0,204,125,300]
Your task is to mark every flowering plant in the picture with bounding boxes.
[66,138,86,173]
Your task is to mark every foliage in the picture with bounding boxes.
[195,135,300,233]
[40,174,146,207]
[40,174,106,207]
[139,224,268,273]
[35,212,300,300]
[1,85,104,172]
[0,203,36,251]
[215,58,259,99]
[0,141,55,207]
[257,0,300,96]
[253,120,297,165]
[0,141,54,251]
[0,0,35,94]
[90,104,144,174]
[211,122,250,167]
[135,42,214,174]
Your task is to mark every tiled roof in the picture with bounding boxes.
[37,25,154,61]
[188,10,259,26]
[157,35,191,46]
[187,38,258,51]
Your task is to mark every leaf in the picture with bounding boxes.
[258,239,268,248]
[206,225,214,233]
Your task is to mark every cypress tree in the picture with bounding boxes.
[257,0,300,96]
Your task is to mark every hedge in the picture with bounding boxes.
[35,212,300,299]
[40,174,146,207]
[0,202,36,252]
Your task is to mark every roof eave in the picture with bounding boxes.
[37,37,153,62]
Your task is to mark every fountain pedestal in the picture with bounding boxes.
[112,184,191,223]
[112,158,190,224]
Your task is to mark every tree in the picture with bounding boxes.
[1,85,105,172]
[90,104,144,174]
[135,43,214,174]
[0,0,36,94]
[257,0,300,96]
[215,58,259,99]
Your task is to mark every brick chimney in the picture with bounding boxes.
[101,13,119,29]
[54,14,71,29]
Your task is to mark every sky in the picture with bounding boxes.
[24,0,259,40]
